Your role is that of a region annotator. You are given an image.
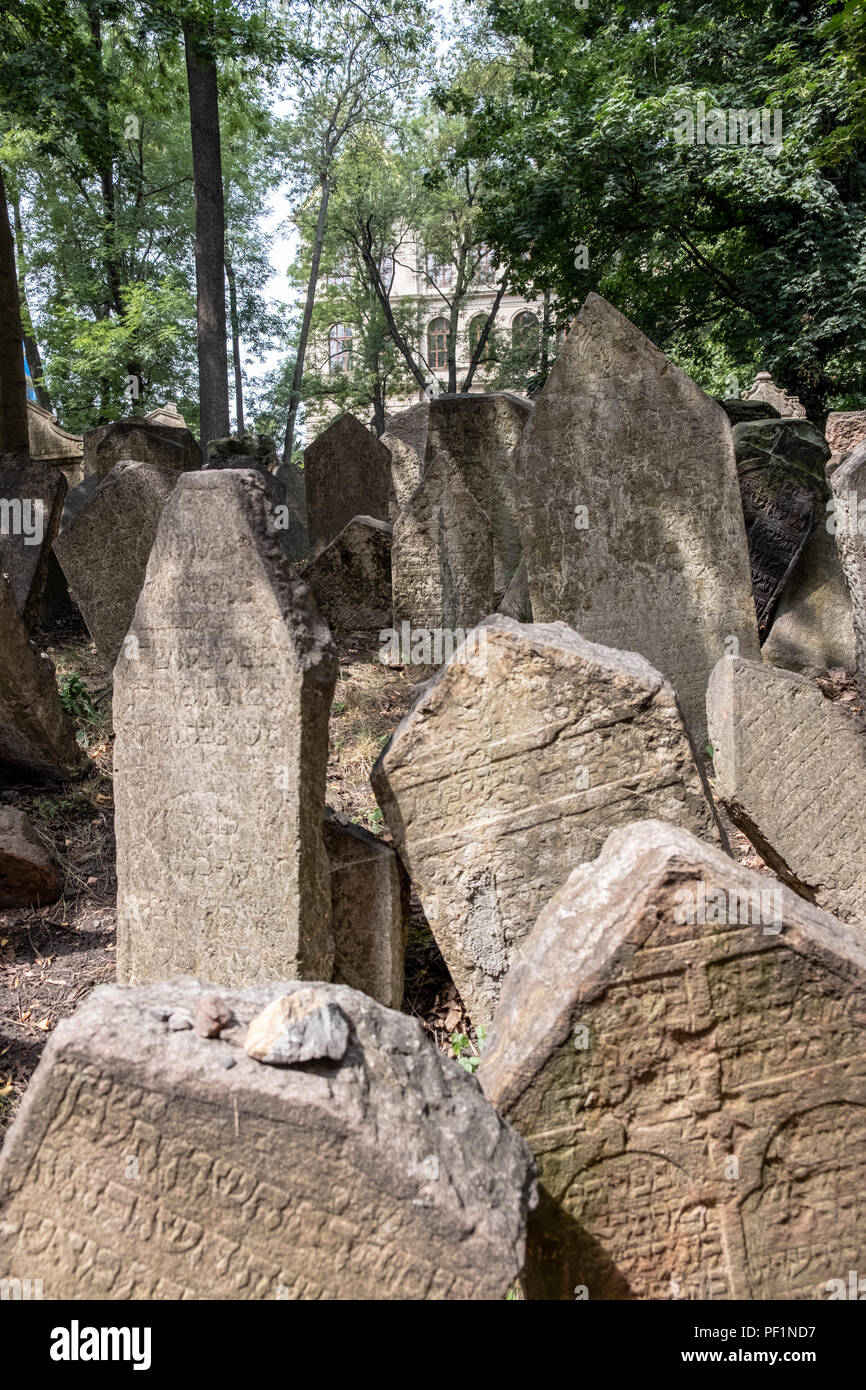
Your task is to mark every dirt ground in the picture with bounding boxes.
[0,618,861,1144]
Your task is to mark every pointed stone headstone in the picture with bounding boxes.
[372,616,724,1026]
[0,571,83,781]
[304,414,392,557]
[54,459,182,669]
[0,978,536,1300]
[707,655,866,926]
[302,515,392,633]
[391,449,493,653]
[0,451,66,627]
[114,469,338,986]
[481,819,866,1301]
[515,294,760,744]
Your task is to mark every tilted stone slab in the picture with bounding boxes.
[381,401,429,510]
[762,519,855,675]
[372,616,723,1026]
[0,452,66,627]
[324,810,410,1009]
[272,458,309,562]
[481,819,866,1301]
[114,469,338,986]
[825,411,866,456]
[515,294,759,744]
[304,414,392,557]
[707,656,866,926]
[302,515,392,633]
[0,807,62,907]
[391,448,493,647]
[54,460,181,669]
[0,978,536,1300]
[831,444,866,702]
[425,393,530,595]
[83,418,201,479]
[732,418,830,637]
[0,572,84,781]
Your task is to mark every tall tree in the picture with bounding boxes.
[184,14,230,447]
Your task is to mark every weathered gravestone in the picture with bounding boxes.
[204,433,277,476]
[830,444,866,703]
[272,458,309,562]
[515,293,760,744]
[391,449,493,657]
[714,398,780,427]
[60,473,101,531]
[0,978,536,1299]
[424,393,530,595]
[324,810,410,1009]
[0,452,66,627]
[304,414,392,557]
[481,819,866,1301]
[83,418,201,479]
[54,460,181,669]
[302,516,392,633]
[144,401,187,429]
[0,572,83,781]
[762,519,856,675]
[114,469,338,986]
[825,411,866,456]
[740,370,806,418]
[381,401,429,510]
[0,806,61,907]
[708,656,866,926]
[731,418,830,637]
[372,616,723,1026]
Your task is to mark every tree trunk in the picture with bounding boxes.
[283,176,331,462]
[184,20,230,450]
[0,165,29,452]
[10,187,51,412]
[539,288,553,380]
[225,259,245,435]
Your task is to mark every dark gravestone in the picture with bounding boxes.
[0,571,84,781]
[83,418,201,479]
[304,414,392,557]
[0,452,67,627]
[302,516,392,632]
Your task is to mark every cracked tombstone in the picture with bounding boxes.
[372,615,724,1027]
[0,978,536,1300]
[515,293,759,745]
[707,655,866,928]
[303,414,392,557]
[54,459,182,669]
[481,819,866,1301]
[0,452,66,627]
[114,469,338,986]
[0,571,84,781]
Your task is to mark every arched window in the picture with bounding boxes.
[512,311,539,347]
[469,314,494,361]
[328,323,352,374]
[427,317,449,370]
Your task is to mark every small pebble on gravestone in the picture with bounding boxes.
[194,992,233,1038]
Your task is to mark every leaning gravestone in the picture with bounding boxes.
[302,516,392,633]
[381,401,429,510]
[0,978,535,1299]
[0,451,67,627]
[372,616,724,1026]
[515,294,760,744]
[830,445,866,703]
[114,469,338,986]
[0,572,83,780]
[54,460,181,669]
[762,519,856,675]
[707,656,866,926]
[324,810,410,1009]
[425,393,530,595]
[272,458,309,561]
[83,418,201,479]
[481,819,866,1301]
[391,449,493,652]
[0,807,61,907]
[731,418,830,637]
[304,414,392,557]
